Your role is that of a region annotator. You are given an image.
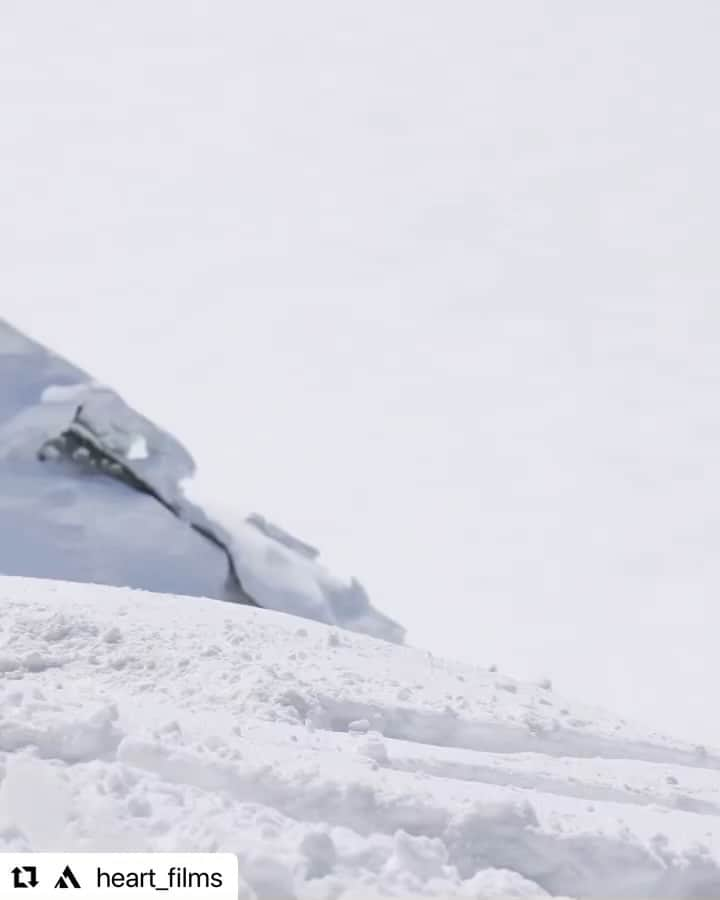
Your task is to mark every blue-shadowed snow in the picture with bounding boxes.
[0,320,403,642]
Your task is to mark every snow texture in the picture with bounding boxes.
[1,575,719,899]
[0,319,403,643]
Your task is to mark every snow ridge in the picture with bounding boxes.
[1,576,718,899]
[0,319,404,642]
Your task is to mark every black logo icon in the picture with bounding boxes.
[11,866,38,889]
[54,867,81,890]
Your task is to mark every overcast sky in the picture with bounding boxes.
[4,2,720,743]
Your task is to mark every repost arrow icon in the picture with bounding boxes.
[11,865,39,888]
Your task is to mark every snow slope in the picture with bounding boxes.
[2,576,719,899]
[0,319,403,642]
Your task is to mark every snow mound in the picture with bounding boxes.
[1,575,719,899]
[0,318,403,642]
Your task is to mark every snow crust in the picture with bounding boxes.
[0,319,403,642]
[1,575,719,899]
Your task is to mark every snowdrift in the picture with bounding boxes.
[1,576,719,899]
[0,318,403,642]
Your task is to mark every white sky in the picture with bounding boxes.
[3,2,720,744]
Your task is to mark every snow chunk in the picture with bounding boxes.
[0,699,122,762]
[126,435,148,460]
[300,831,337,879]
[348,719,371,734]
[355,732,390,766]
[41,382,100,405]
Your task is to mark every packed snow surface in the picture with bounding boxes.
[1,577,719,899]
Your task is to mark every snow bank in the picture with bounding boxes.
[0,319,403,642]
[1,576,719,898]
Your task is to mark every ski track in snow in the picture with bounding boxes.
[1,576,719,899]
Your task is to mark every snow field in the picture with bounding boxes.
[1,576,719,898]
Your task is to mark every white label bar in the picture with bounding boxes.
[0,853,238,899]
